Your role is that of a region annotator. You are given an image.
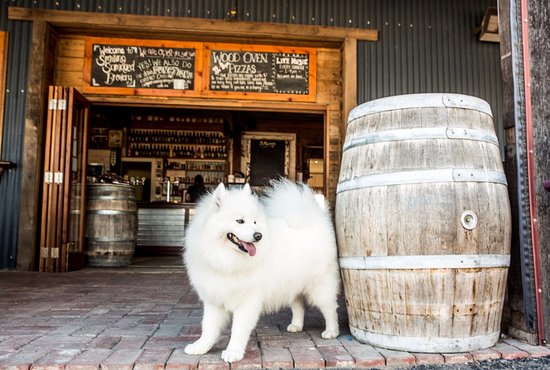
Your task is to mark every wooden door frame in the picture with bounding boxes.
[11,7,376,270]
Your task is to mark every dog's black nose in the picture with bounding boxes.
[254,232,262,241]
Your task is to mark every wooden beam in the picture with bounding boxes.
[8,7,378,44]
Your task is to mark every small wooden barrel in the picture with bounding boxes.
[335,93,511,353]
[85,184,137,267]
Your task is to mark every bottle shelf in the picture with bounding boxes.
[126,128,227,159]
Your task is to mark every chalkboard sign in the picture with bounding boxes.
[87,39,198,91]
[249,139,286,186]
[209,50,310,94]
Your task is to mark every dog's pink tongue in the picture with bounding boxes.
[242,242,256,257]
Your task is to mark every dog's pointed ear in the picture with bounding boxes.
[243,183,252,194]
[213,182,226,208]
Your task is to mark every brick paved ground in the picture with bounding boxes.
[0,257,549,369]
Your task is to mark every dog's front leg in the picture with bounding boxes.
[287,296,305,332]
[221,303,262,363]
[185,303,229,355]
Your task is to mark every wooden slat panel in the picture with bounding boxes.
[57,38,85,58]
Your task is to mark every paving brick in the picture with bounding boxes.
[470,348,501,362]
[26,335,92,350]
[0,335,39,351]
[441,352,473,364]
[378,348,416,367]
[48,324,85,336]
[30,349,81,369]
[260,346,294,369]
[255,325,283,338]
[287,346,325,368]
[492,342,530,360]
[86,336,121,349]
[101,349,143,370]
[65,348,112,370]
[196,352,230,370]
[503,338,550,358]
[165,348,199,370]
[0,348,50,370]
[258,330,315,348]
[316,345,355,367]
[338,339,385,368]
[112,336,148,350]
[231,347,262,370]
[71,324,108,337]
[0,326,56,336]
[413,352,445,365]
[134,349,173,370]
[142,337,192,350]
[0,350,16,362]
[153,324,186,337]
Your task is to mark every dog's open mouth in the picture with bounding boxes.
[227,233,257,257]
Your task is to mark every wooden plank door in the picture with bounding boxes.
[39,87,90,272]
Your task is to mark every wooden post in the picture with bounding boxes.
[341,38,357,139]
[17,21,49,270]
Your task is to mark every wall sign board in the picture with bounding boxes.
[83,38,316,101]
[83,37,202,96]
[91,44,195,89]
[209,49,310,94]
[205,43,315,102]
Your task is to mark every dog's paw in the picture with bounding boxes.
[184,341,210,355]
[321,329,339,339]
[286,323,303,333]
[221,348,245,363]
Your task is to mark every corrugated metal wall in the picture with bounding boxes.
[0,0,501,269]
[0,0,30,269]
[357,0,503,142]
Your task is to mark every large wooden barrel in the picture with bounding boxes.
[335,93,511,353]
[85,184,137,267]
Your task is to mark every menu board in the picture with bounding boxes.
[90,43,196,90]
[209,50,310,94]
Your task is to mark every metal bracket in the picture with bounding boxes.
[44,171,53,184]
[54,172,64,184]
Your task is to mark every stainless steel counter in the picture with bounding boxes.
[136,202,196,254]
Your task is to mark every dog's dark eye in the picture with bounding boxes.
[236,219,244,224]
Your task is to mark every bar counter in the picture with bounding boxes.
[136,201,196,255]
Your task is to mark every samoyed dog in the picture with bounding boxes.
[183,179,340,363]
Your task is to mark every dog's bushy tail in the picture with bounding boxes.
[262,178,330,229]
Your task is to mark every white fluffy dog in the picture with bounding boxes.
[183,179,340,363]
